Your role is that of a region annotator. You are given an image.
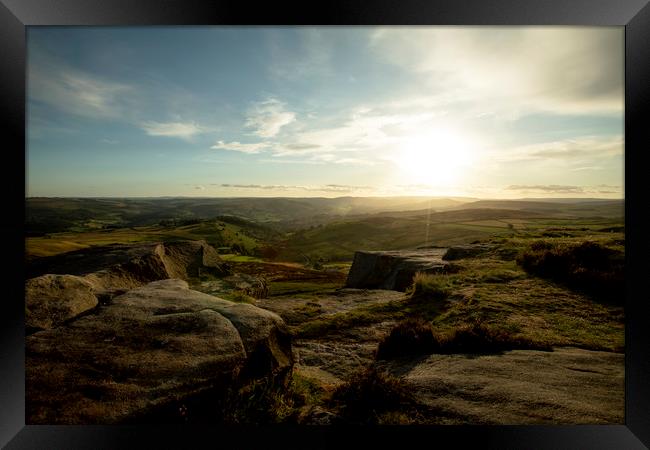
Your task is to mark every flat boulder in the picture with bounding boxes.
[345,249,450,291]
[26,279,293,424]
[25,274,98,331]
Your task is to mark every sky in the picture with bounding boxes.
[26,26,624,198]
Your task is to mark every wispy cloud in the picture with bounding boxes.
[504,184,622,195]
[219,183,374,193]
[211,140,270,154]
[141,121,204,139]
[500,135,623,163]
[245,98,296,138]
[29,62,133,119]
[505,184,585,194]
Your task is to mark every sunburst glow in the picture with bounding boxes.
[393,130,474,185]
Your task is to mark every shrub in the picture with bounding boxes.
[434,320,549,354]
[376,319,549,360]
[330,367,414,424]
[516,240,624,302]
[375,317,436,360]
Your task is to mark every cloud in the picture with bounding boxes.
[504,184,622,195]
[505,184,585,194]
[211,140,270,154]
[270,108,434,158]
[29,61,133,119]
[219,183,374,193]
[370,27,623,115]
[141,121,204,139]
[501,135,623,163]
[245,98,296,138]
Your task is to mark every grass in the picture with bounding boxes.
[222,290,256,304]
[293,301,405,338]
[409,272,452,300]
[268,280,341,297]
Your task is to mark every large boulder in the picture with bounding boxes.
[26,279,293,424]
[345,249,450,291]
[25,274,98,331]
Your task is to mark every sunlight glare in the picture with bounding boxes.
[394,130,473,185]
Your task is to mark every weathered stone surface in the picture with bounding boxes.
[27,240,230,281]
[378,347,624,424]
[196,273,268,299]
[25,274,98,330]
[26,241,231,329]
[26,279,293,424]
[345,249,450,291]
[442,243,494,261]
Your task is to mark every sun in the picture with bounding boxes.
[393,130,473,186]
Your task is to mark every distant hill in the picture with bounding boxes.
[25,196,476,234]
[450,199,624,219]
[25,196,624,236]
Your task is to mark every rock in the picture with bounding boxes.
[377,347,624,424]
[442,243,494,261]
[26,241,232,329]
[25,274,98,331]
[26,279,293,424]
[345,249,450,291]
[27,240,230,281]
[194,273,269,301]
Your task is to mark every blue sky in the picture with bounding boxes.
[27,27,624,198]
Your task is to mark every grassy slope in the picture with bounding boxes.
[26,219,264,259]
[274,208,623,263]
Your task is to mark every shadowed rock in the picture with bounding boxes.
[345,249,450,291]
[25,274,98,331]
[26,279,293,424]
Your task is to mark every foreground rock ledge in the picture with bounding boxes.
[26,279,293,424]
[26,240,231,330]
[345,249,450,291]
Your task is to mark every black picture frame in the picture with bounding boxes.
[2,0,649,448]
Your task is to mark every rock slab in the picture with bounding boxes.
[345,249,450,291]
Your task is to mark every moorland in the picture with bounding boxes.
[25,196,625,424]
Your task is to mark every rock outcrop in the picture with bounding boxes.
[26,240,231,330]
[345,249,451,291]
[26,279,293,424]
